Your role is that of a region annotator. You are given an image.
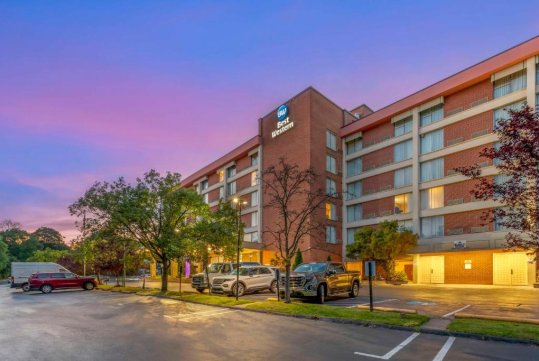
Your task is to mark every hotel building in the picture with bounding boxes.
[182,37,539,287]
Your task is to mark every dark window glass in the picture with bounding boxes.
[259,268,272,275]
[37,274,49,279]
[51,273,66,279]
[65,273,77,279]
[335,265,345,274]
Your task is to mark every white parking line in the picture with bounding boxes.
[432,337,456,361]
[442,304,471,318]
[354,332,420,359]
[165,310,241,322]
[349,299,399,308]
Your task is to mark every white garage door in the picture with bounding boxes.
[493,253,528,286]
[418,256,445,284]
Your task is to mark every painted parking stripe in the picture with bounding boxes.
[432,337,456,361]
[350,299,399,308]
[166,310,241,322]
[354,332,420,359]
[442,304,471,318]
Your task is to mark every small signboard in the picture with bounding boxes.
[454,240,467,249]
[464,260,472,270]
[365,261,376,277]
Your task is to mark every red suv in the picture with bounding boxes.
[29,272,98,294]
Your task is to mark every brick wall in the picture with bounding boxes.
[362,121,394,148]
[207,172,220,186]
[208,188,221,203]
[444,111,493,146]
[443,79,493,116]
[444,144,493,176]
[428,250,499,285]
[235,172,254,193]
[361,171,394,194]
[362,145,393,172]
[444,209,492,235]
[236,155,252,173]
[444,178,492,205]
[362,196,394,219]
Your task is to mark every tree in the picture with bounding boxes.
[326,255,331,261]
[27,248,70,262]
[457,104,539,261]
[262,158,335,303]
[33,227,69,250]
[70,170,236,291]
[0,236,9,278]
[346,221,418,276]
[0,219,22,232]
[293,249,303,270]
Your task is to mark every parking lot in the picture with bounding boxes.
[2,284,539,361]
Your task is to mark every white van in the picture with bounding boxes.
[10,262,70,292]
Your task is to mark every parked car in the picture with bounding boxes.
[10,262,71,292]
[191,262,261,293]
[28,272,98,294]
[211,266,279,296]
[279,262,361,303]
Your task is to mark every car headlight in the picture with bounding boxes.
[305,276,316,282]
[222,278,235,282]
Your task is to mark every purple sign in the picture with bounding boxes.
[185,260,191,278]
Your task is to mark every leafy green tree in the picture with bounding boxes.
[346,220,418,277]
[70,170,237,291]
[0,219,22,232]
[17,236,44,261]
[293,249,303,270]
[326,255,331,261]
[0,236,9,278]
[33,227,69,250]
[27,248,70,262]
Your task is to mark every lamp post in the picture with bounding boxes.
[232,196,247,301]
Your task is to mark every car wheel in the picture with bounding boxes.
[196,288,205,294]
[40,284,53,294]
[22,283,30,292]
[349,281,360,298]
[316,284,325,304]
[83,282,95,291]
[270,280,277,294]
[233,283,245,297]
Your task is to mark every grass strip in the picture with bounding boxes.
[245,301,429,327]
[448,318,539,341]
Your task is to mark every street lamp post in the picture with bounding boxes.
[233,197,247,301]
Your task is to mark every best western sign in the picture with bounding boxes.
[272,104,294,138]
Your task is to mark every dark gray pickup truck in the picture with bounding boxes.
[279,261,361,303]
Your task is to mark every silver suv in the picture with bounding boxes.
[211,266,279,297]
[191,262,261,293]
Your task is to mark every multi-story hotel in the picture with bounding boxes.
[182,37,539,287]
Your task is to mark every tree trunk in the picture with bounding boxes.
[284,263,291,303]
[115,272,120,286]
[385,260,395,278]
[161,259,169,292]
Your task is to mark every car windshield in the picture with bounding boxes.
[230,268,252,276]
[294,263,327,273]
[206,264,223,273]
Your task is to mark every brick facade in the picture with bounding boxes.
[444,111,493,146]
[444,178,493,205]
[362,196,395,219]
[444,209,492,236]
[362,145,393,172]
[429,250,499,285]
[361,171,394,194]
[362,121,393,148]
[444,144,494,176]
[443,79,493,117]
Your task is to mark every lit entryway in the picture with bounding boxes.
[493,253,528,286]
[418,256,445,284]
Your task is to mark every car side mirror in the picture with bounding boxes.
[328,269,336,275]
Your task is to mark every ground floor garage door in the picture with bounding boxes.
[418,256,445,284]
[493,253,528,285]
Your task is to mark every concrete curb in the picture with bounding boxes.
[357,305,417,314]
[455,312,539,325]
[97,290,539,347]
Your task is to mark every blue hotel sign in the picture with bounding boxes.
[272,104,294,138]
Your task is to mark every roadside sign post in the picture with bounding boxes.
[275,268,280,302]
[365,261,376,312]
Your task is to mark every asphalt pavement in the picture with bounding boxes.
[1,284,538,360]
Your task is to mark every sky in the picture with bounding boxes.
[1,1,539,242]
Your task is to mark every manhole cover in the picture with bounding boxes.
[407,301,437,306]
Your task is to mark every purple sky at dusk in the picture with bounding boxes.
[1,1,539,242]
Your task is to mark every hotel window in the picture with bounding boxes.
[326,130,337,151]
[244,232,252,243]
[421,129,443,154]
[421,186,444,209]
[347,228,360,244]
[493,99,525,128]
[219,187,224,199]
[421,216,444,238]
[227,181,236,195]
[326,226,337,244]
[251,171,259,187]
[251,191,259,206]
[218,170,224,182]
[420,104,444,127]
[326,154,337,174]
[326,203,337,220]
[251,153,258,166]
[347,204,362,222]
[227,165,236,178]
[251,231,259,243]
[398,220,413,232]
[326,178,337,196]
[347,157,362,177]
[394,116,413,137]
[493,68,527,99]
[347,180,362,200]
[200,180,208,190]
[346,138,362,154]
[251,211,258,227]
[394,193,412,214]
[203,193,209,204]
[394,139,413,162]
[394,166,413,188]
[420,158,444,182]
